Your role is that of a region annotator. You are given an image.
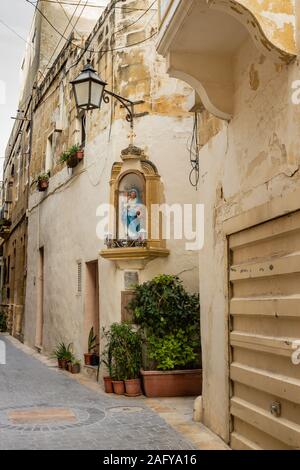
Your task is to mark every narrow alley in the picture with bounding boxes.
[0,335,227,451]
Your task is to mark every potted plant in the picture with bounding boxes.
[123,326,142,397]
[59,144,84,169]
[37,173,49,192]
[76,146,84,161]
[68,359,81,374]
[84,327,99,366]
[128,275,202,397]
[51,342,74,370]
[103,323,142,396]
[102,323,142,396]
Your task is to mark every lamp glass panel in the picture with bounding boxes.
[90,81,105,108]
[74,81,90,108]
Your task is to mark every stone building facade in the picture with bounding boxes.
[20,0,199,373]
[0,1,118,340]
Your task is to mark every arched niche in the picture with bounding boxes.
[100,145,169,270]
[117,172,146,241]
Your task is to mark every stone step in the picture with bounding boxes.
[82,365,99,383]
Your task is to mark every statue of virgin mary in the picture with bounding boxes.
[121,188,144,240]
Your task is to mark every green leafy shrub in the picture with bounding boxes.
[128,274,201,371]
[130,275,200,334]
[0,311,7,332]
[147,327,199,371]
[102,323,142,380]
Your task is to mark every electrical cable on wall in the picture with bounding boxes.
[189,112,201,189]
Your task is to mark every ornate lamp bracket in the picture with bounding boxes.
[103,91,148,128]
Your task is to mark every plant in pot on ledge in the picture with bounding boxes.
[51,342,74,370]
[128,274,202,398]
[59,144,84,169]
[37,173,50,192]
[84,327,99,366]
[68,358,81,374]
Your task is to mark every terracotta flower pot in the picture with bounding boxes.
[71,363,81,374]
[141,369,202,398]
[84,353,93,366]
[38,180,49,192]
[104,376,113,393]
[57,359,64,369]
[67,153,79,168]
[112,380,125,395]
[125,378,142,397]
[76,150,84,161]
[60,359,69,370]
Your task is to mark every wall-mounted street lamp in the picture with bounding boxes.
[71,61,145,128]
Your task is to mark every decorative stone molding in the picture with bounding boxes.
[100,145,169,269]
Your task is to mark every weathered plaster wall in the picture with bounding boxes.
[25,115,199,358]
[236,0,296,54]
[197,31,300,441]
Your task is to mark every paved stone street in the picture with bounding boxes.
[0,334,201,450]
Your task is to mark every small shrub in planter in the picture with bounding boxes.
[51,342,74,370]
[128,274,201,397]
[102,323,142,396]
[84,327,99,366]
[37,173,50,192]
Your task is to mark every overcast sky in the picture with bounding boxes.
[0,0,34,172]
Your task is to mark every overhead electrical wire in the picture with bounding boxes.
[5,0,157,166]
[15,0,158,127]
[25,0,158,54]
[31,0,153,11]
[113,0,156,36]
[41,0,88,74]
[58,0,80,36]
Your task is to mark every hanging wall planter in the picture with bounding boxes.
[37,173,50,192]
[59,144,84,169]
[76,149,84,161]
[67,152,79,169]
